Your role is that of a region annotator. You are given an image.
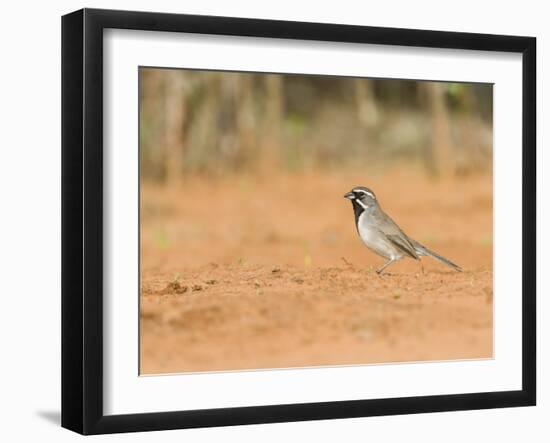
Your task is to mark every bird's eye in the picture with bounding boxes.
[357,191,374,199]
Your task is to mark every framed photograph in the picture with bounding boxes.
[61,8,536,435]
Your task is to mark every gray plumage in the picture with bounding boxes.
[344,186,462,274]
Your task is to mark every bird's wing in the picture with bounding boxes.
[373,211,419,259]
[386,234,419,259]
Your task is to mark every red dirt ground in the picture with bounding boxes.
[140,169,493,374]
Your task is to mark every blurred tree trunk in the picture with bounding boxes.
[262,74,284,170]
[139,69,164,181]
[354,79,379,157]
[163,70,187,185]
[426,82,454,176]
[455,86,486,175]
[193,73,220,173]
[236,74,256,169]
[355,78,379,129]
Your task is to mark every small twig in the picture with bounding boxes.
[341,257,354,268]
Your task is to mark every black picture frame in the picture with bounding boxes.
[62,8,536,435]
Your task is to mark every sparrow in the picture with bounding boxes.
[344,186,462,275]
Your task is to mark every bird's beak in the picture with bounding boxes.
[344,192,355,200]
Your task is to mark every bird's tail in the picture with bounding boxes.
[412,241,462,272]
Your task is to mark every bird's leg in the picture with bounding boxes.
[420,259,425,275]
[376,259,396,276]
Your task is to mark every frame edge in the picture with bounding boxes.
[61,8,85,435]
[521,36,537,406]
[62,7,537,435]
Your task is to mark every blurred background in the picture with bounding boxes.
[139,68,492,182]
[139,68,494,374]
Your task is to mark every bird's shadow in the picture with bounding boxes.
[36,410,61,426]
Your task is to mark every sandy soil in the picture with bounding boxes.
[140,170,493,374]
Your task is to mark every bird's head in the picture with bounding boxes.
[344,186,378,209]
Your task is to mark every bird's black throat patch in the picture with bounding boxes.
[351,200,364,231]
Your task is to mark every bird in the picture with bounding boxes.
[344,186,462,275]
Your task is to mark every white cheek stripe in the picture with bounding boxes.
[356,199,369,210]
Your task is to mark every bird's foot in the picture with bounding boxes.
[376,270,396,277]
